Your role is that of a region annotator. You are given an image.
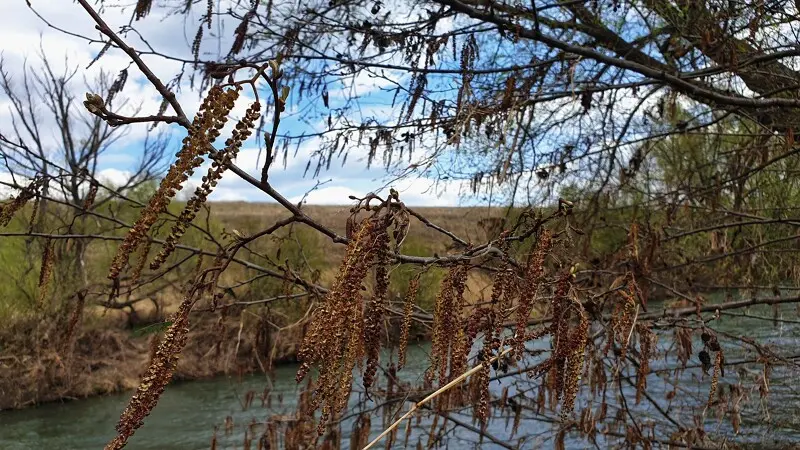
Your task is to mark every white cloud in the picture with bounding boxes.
[0,172,17,198]
[96,168,133,188]
[287,175,469,207]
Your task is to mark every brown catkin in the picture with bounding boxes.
[230,13,251,56]
[398,275,420,370]
[27,194,41,233]
[708,350,723,407]
[206,0,213,28]
[362,217,390,390]
[560,300,588,419]
[475,350,491,423]
[605,273,639,358]
[151,99,261,271]
[108,86,238,280]
[60,290,86,354]
[351,414,371,450]
[83,181,99,210]
[134,0,153,20]
[37,239,56,308]
[0,178,41,227]
[105,289,198,450]
[131,240,152,282]
[426,264,468,387]
[550,275,572,405]
[296,217,381,431]
[635,324,655,405]
[514,229,551,358]
[192,26,204,61]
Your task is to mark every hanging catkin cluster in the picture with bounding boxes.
[108,86,239,280]
[134,0,153,20]
[295,212,390,430]
[102,85,266,448]
[635,323,656,405]
[545,274,589,419]
[461,240,515,421]
[0,177,42,227]
[604,273,641,359]
[514,229,552,358]
[398,274,420,370]
[37,238,56,307]
[362,217,390,390]
[105,290,196,450]
[83,180,99,210]
[426,264,469,387]
[151,97,261,270]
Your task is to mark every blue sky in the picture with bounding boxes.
[0,1,476,207]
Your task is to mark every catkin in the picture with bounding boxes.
[108,86,238,280]
[398,275,419,370]
[0,178,41,227]
[151,99,261,270]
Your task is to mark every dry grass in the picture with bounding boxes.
[0,309,303,411]
[211,202,509,256]
[211,202,506,302]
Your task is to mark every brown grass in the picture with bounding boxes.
[211,203,509,257]
[0,306,302,411]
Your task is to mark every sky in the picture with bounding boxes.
[0,1,473,207]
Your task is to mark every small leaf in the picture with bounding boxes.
[269,59,280,77]
[132,321,173,337]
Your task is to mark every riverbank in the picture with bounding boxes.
[0,311,304,411]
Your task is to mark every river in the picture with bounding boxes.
[2,299,800,449]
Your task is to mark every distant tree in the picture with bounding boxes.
[0,48,168,311]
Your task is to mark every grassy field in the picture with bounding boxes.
[0,200,515,323]
[212,202,510,256]
[207,202,512,318]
